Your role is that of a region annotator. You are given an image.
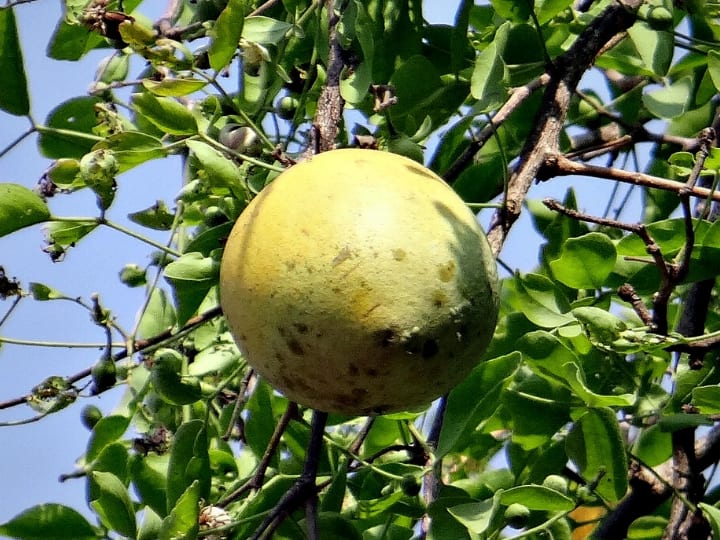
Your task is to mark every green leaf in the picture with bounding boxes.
[208,0,245,71]
[130,454,169,518]
[339,0,374,105]
[28,282,67,301]
[89,471,137,538]
[128,200,175,230]
[164,252,219,324]
[87,415,131,462]
[47,18,103,61]
[0,184,51,237]
[447,495,501,534]
[628,22,673,76]
[633,424,672,467]
[188,342,239,376]
[166,420,211,512]
[91,443,129,483]
[642,76,693,119]
[699,503,720,539]
[708,50,720,93]
[505,274,575,328]
[470,23,508,112]
[566,407,628,502]
[0,8,29,115]
[503,373,572,450]
[489,0,531,21]
[94,131,166,171]
[437,352,520,456]
[138,288,176,339]
[627,516,668,539]
[0,504,97,540]
[534,0,574,24]
[44,220,97,247]
[142,77,208,97]
[242,16,293,44]
[132,92,197,136]
[245,378,279,462]
[186,140,246,196]
[499,485,575,511]
[692,385,720,414]
[549,232,617,289]
[184,222,233,256]
[559,362,634,408]
[38,97,103,159]
[160,481,201,540]
[137,507,163,540]
[389,55,442,121]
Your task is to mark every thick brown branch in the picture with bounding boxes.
[305,0,346,155]
[486,0,641,256]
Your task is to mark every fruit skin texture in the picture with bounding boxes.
[220,148,500,415]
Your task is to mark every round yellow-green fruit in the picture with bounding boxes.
[219,148,499,415]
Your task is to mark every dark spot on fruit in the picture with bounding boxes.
[287,338,304,356]
[348,363,359,375]
[438,261,456,282]
[392,248,406,261]
[432,289,447,307]
[404,163,438,180]
[422,339,439,359]
[374,328,396,347]
[277,326,286,337]
[293,322,309,334]
[279,374,296,392]
[365,367,378,377]
[274,352,286,367]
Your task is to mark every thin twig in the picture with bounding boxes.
[442,74,551,183]
[219,402,299,507]
[0,306,223,411]
[540,154,720,203]
[249,411,328,540]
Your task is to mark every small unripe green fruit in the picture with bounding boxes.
[80,404,103,430]
[400,474,422,497]
[647,7,673,30]
[220,149,500,414]
[276,95,299,120]
[504,503,531,528]
[119,264,147,287]
[542,474,568,494]
[219,125,263,156]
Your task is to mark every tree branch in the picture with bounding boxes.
[0,306,223,411]
[305,0,346,155]
[485,0,642,256]
[540,153,720,203]
[442,74,551,183]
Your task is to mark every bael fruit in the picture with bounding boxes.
[220,148,499,415]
